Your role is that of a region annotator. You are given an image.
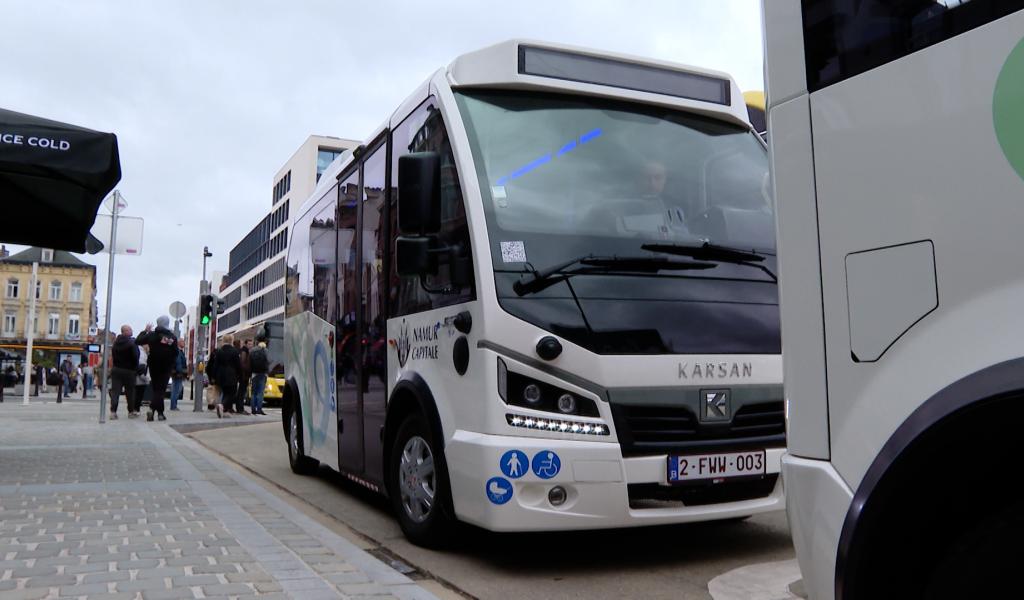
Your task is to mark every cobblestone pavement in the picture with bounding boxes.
[0,393,438,600]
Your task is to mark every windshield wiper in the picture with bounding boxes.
[513,254,716,296]
[640,242,777,282]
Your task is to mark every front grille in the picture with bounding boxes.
[611,401,785,457]
[628,474,779,509]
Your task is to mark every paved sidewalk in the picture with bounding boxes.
[0,394,439,600]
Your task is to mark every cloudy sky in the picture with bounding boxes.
[2,0,763,332]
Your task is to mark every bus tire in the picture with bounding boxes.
[388,412,455,548]
[287,397,318,475]
[923,502,1023,600]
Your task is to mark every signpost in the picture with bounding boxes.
[97,190,143,424]
[98,192,121,423]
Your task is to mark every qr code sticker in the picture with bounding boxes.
[500,241,527,263]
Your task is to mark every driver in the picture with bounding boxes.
[584,159,688,238]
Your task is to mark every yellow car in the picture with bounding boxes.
[250,374,285,406]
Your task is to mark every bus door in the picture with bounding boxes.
[336,169,364,474]
[360,141,388,484]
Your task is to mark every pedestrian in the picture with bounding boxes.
[211,334,241,419]
[170,339,187,411]
[108,325,139,419]
[249,339,269,415]
[136,317,178,422]
[236,339,251,415]
[69,364,80,394]
[203,359,218,410]
[57,357,73,402]
[61,357,74,390]
[82,363,94,399]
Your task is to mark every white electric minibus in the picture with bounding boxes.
[283,39,782,547]
[764,2,1024,598]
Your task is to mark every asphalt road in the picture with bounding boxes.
[188,419,797,600]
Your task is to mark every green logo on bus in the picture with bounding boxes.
[995,37,1024,181]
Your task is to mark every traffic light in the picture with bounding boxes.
[199,294,213,326]
[215,296,226,316]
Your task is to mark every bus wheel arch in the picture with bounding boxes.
[383,374,457,547]
[383,374,448,494]
[838,359,1024,600]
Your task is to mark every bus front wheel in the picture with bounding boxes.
[388,413,455,547]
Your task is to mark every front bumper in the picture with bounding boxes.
[447,430,784,532]
[781,453,854,600]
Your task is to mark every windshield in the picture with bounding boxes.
[455,91,774,276]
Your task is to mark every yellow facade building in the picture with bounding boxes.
[0,246,97,355]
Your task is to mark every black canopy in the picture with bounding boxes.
[0,108,121,252]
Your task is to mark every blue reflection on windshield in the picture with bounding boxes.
[494,128,603,187]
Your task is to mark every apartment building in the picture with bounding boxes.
[216,135,359,342]
[0,246,97,355]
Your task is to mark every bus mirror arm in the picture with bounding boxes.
[397,236,470,296]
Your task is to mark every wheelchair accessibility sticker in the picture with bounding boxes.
[500,450,529,479]
[531,450,561,479]
[486,477,513,505]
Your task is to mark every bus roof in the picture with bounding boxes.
[446,39,750,126]
[296,40,755,221]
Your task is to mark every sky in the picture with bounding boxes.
[1,0,764,332]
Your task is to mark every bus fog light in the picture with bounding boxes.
[548,486,567,506]
[557,393,576,414]
[523,384,542,404]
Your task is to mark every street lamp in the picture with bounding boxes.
[202,246,212,282]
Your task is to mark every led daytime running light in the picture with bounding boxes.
[506,413,609,436]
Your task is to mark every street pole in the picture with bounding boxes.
[98,190,121,423]
[22,261,38,405]
[194,246,212,412]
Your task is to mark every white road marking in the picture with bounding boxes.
[708,559,802,600]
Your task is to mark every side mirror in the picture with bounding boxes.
[396,236,437,277]
[398,152,441,235]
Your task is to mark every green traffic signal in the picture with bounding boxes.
[199,293,213,326]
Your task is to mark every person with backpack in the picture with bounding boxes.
[249,340,269,416]
[136,316,178,422]
[108,325,140,419]
[211,334,241,419]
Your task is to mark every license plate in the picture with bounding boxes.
[667,450,766,483]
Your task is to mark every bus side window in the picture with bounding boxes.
[389,98,475,317]
[308,188,340,323]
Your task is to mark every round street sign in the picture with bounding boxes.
[169,301,187,319]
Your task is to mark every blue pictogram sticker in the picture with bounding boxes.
[499,450,529,479]
[531,450,561,479]
[486,477,513,505]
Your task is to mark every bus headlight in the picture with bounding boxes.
[496,358,598,417]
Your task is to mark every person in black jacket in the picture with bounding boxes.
[136,316,178,422]
[211,334,241,419]
[109,325,140,419]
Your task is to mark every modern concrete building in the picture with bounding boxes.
[0,246,97,358]
[217,135,358,342]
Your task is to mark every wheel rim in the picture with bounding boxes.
[399,435,435,524]
[290,411,300,459]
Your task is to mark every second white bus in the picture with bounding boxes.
[284,39,783,546]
